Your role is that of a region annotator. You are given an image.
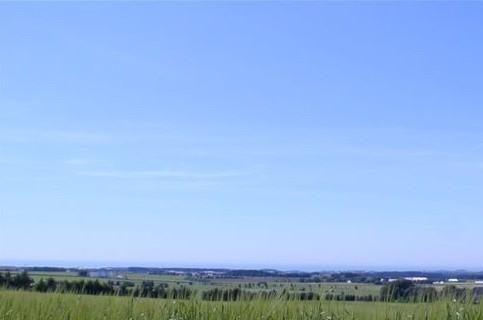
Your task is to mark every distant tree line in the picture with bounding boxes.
[223,270,312,278]
[300,272,384,284]
[0,267,68,273]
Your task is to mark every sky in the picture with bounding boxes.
[1,2,483,271]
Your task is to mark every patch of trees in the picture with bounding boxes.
[379,280,483,303]
[131,281,192,299]
[325,293,376,302]
[284,291,320,301]
[440,285,480,302]
[380,280,439,302]
[202,288,246,301]
[77,270,89,277]
[0,271,33,289]
[33,278,116,295]
[34,278,58,292]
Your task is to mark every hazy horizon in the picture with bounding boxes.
[2,259,482,273]
[1,2,483,269]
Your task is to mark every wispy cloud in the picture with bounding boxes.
[76,170,248,180]
[64,158,97,166]
[0,129,112,144]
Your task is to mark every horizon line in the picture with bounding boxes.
[1,260,482,273]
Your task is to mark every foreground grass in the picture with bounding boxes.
[0,290,482,320]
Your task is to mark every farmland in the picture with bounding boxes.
[10,270,381,297]
[1,268,483,319]
[4,268,483,299]
[7,268,482,298]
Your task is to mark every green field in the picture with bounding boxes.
[12,270,482,299]
[3,270,482,319]
[10,271,383,297]
[0,290,481,320]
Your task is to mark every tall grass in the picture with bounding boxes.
[0,290,482,320]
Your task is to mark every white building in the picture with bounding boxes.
[404,277,428,282]
[447,278,459,283]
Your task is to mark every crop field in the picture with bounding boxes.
[8,271,374,295]
[9,270,482,298]
[3,270,482,319]
[0,290,482,320]
[10,271,382,297]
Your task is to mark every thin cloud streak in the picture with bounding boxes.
[76,170,248,180]
[0,129,112,144]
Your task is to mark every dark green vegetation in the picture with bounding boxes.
[380,279,482,303]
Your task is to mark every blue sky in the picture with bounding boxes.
[1,2,483,270]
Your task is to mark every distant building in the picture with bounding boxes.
[433,281,444,285]
[404,277,428,282]
[448,278,459,283]
[475,281,483,285]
